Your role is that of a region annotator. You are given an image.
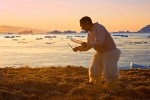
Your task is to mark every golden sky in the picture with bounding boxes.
[0,0,150,32]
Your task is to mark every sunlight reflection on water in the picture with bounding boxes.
[0,33,150,68]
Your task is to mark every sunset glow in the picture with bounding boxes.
[0,0,150,32]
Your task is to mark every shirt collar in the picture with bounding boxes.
[90,22,98,32]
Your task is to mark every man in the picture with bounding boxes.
[73,16,121,88]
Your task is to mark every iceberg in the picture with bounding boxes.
[130,62,150,69]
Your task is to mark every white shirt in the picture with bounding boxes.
[87,22,116,53]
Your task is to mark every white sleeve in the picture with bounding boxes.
[88,28,105,47]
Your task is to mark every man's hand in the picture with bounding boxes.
[73,47,79,52]
[81,42,87,48]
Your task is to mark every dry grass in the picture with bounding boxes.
[0,65,150,100]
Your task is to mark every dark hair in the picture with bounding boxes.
[80,16,92,24]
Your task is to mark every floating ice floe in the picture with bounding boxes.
[146,36,150,38]
[124,41,148,44]
[130,62,150,69]
[36,38,43,40]
[45,36,56,38]
[118,62,150,70]
[113,34,128,37]
[4,36,15,38]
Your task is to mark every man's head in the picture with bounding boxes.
[80,16,93,32]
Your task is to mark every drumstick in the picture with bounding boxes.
[70,38,83,44]
[68,43,73,49]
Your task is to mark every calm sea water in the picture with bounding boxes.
[0,33,150,68]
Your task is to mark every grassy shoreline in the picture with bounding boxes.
[0,65,150,100]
